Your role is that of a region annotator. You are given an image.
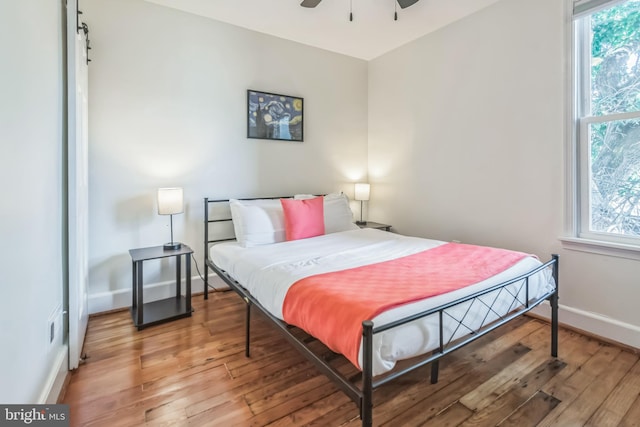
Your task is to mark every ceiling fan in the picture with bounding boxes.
[301,0,419,8]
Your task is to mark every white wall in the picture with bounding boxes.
[82,0,369,312]
[0,0,67,403]
[368,0,640,347]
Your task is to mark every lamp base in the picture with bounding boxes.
[163,242,182,250]
[355,221,367,226]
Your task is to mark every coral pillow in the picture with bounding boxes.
[280,197,325,241]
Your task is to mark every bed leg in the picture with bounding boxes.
[551,294,558,357]
[430,359,440,384]
[431,310,443,384]
[551,254,559,358]
[245,299,251,358]
[361,320,373,427]
[204,197,209,300]
[204,261,209,300]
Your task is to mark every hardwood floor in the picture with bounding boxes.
[62,291,640,426]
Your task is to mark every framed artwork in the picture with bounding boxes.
[247,90,303,142]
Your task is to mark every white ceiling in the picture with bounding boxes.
[144,0,501,60]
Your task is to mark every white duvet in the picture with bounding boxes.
[210,228,555,375]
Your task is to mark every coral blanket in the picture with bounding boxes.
[282,242,529,369]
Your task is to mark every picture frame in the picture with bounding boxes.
[247,90,304,142]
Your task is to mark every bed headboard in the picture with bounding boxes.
[204,194,328,245]
[203,196,292,245]
[203,194,327,298]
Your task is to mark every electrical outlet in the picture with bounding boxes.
[47,306,62,348]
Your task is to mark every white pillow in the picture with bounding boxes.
[294,192,359,234]
[229,199,286,247]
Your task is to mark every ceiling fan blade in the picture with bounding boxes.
[397,0,419,9]
[300,0,322,8]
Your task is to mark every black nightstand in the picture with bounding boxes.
[129,244,193,330]
[357,221,392,231]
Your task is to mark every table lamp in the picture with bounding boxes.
[354,183,370,225]
[157,187,183,250]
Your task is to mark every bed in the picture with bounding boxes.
[203,195,559,426]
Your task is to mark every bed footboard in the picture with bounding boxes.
[358,255,558,426]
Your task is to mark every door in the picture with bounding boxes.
[68,2,89,369]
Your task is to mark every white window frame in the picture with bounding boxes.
[562,0,640,260]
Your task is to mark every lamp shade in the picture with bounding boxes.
[354,183,370,201]
[157,187,184,215]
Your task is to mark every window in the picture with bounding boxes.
[574,0,640,247]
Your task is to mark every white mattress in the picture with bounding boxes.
[210,228,555,375]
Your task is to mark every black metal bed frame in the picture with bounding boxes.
[203,197,559,427]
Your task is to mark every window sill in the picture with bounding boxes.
[560,237,640,261]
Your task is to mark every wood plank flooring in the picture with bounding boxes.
[62,291,640,426]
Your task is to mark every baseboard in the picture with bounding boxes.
[530,301,640,350]
[88,274,229,314]
[39,347,68,404]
